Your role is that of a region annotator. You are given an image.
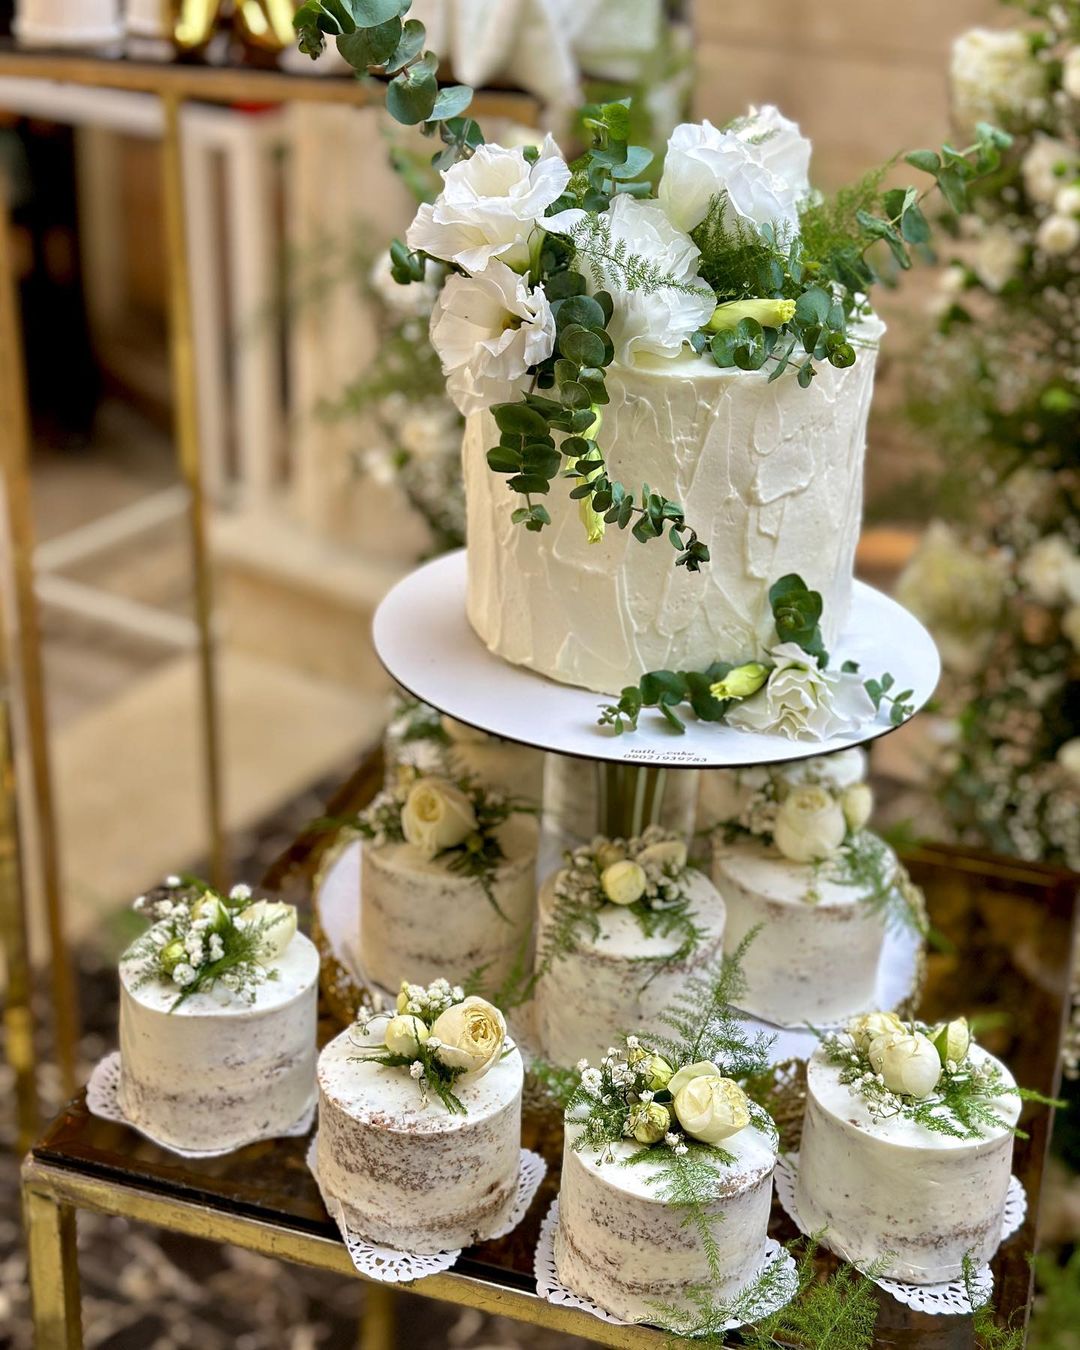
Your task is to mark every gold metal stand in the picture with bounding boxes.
[23,1180,81,1350]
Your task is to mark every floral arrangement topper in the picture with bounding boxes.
[293,2,1009,572]
[352,978,508,1113]
[126,876,297,1010]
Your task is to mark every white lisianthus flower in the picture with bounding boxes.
[1022,136,1080,205]
[950,28,1045,132]
[429,260,556,416]
[971,222,1023,293]
[658,107,811,237]
[406,134,571,275]
[429,996,506,1083]
[1036,212,1080,256]
[848,1010,904,1054]
[237,900,298,964]
[400,777,478,859]
[568,195,714,365]
[1057,737,1080,783]
[868,1030,943,1099]
[673,1074,751,1144]
[725,642,876,741]
[773,784,847,862]
[1018,533,1080,605]
[1064,46,1080,100]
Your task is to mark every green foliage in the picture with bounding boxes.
[964,1254,1026,1350]
[864,670,917,726]
[828,831,928,936]
[769,573,828,664]
[740,1240,882,1350]
[1030,1247,1080,1349]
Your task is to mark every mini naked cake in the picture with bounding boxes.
[533,829,726,1067]
[544,753,699,844]
[119,879,318,1151]
[316,981,524,1252]
[796,1016,1025,1282]
[356,769,538,994]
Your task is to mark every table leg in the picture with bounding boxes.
[359,1283,396,1350]
[22,1181,82,1350]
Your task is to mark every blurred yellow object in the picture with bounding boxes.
[173,0,219,50]
[174,0,296,55]
[238,0,297,50]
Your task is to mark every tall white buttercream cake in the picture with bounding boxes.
[556,1119,776,1321]
[533,864,726,1067]
[464,326,883,694]
[544,753,699,843]
[795,1042,1020,1282]
[361,814,539,993]
[119,932,319,1151]
[316,1020,524,1252]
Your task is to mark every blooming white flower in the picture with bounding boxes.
[673,1074,751,1144]
[868,1030,942,1099]
[581,1067,603,1091]
[1022,136,1080,205]
[1055,184,1080,216]
[950,28,1045,132]
[773,784,847,863]
[172,962,196,987]
[1036,212,1080,256]
[848,1011,905,1053]
[658,107,811,237]
[971,222,1023,293]
[429,995,506,1083]
[406,135,571,275]
[229,882,252,901]
[409,1061,425,1080]
[1018,534,1080,605]
[400,776,478,859]
[572,194,713,365]
[575,1058,589,1073]
[1058,737,1080,783]
[165,875,181,887]
[778,749,866,793]
[1064,46,1080,100]
[725,642,876,741]
[429,260,555,416]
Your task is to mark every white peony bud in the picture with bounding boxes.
[636,838,688,871]
[848,1011,904,1053]
[1036,212,1080,256]
[400,777,478,860]
[840,783,874,833]
[930,1017,971,1067]
[601,859,647,906]
[384,1014,429,1059]
[868,1030,943,1099]
[773,785,847,862]
[673,1074,751,1145]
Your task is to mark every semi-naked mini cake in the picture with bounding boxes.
[543,753,699,844]
[795,1022,1021,1282]
[533,831,726,1067]
[316,983,523,1252]
[119,882,318,1151]
[356,770,539,994]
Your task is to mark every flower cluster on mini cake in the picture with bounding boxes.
[353,764,533,915]
[351,978,508,1114]
[126,876,297,1009]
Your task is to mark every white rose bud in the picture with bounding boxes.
[1036,212,1080,257]
[191,892,230,932]
[601,860,647,906]
[429,995,506,1084]
[840,783,874,833]
[237,900,298,964]
[930,1017,971,1067]
[636,838,688,871]
[848,1010,904,1053]
[643,1054,674,1092]
[400,777,478,860]
[159,938,186,973]
[773,785,847,863]
[630,1101,672,1144]
[868,1030,943,1099]
[396,982,411,1013]
[384,1014,429,1059]
[666,1060,722,1096]
[594,840,627,871]
[673,1075,751,1145]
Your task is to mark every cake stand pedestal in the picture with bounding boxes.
[373,549,941,834]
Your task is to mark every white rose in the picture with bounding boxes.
[848,1010,904,1053]
[868,1030,942,1099]
[429,996,506,1083]
[673,1073,751,1144]
[930,1017,971,1067]
[429,260,556,416]
[1055,184,1080,216]
[384,1013,429,1059]
[369,249,441,319]
[950,28,1045,132]
[971,222,1022,292]
[400,777,478,859]
[1022,136,1080,205]
[568,194,714,365]
[658,108,810,238]
[406,135,571,275]
[840,782,874,833]
[725,642,876,742]
[667,1059,722,1096]
[1036,212,1080,256]
[236,900,297,964]
[1057,737,1080,783]
[636,838,688,871]
[1064,46,1080,100]
[772,784,847,862]
[601,859,647,905]
[1063,605,1080,651]
[1018,534,1080,605]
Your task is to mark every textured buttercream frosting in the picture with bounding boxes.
[118,933,319,1151]
[316,1026,524,1252]
[464,325,883,694]
[533,866,726,1067]
[795,1044,1020,1282]
[360,814,539,994]
[543,754,699,844]
[712,837,891,1026]
[555,1119,777,1322]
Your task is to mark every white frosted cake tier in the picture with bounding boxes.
[533,868,726,1067]
[359,814,539,994]
[443,718,545,804]
[543,753,699,843]
[795,1044,1020,1282]
[712,838,892,1027]
[555,1119,777,1322]
[464,331,882,695]
[118,933,319,1152]
[316,1025,524,1252]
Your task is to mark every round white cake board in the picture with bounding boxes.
[317,839,919,1064]
[372,550,940,769]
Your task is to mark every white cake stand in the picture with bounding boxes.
[372,549,939,771]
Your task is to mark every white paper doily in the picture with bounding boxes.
[774,1152,1027,1314]
[534,1197,798,1330]
[306,1135,546,1283]
[86,1051,316,1158]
